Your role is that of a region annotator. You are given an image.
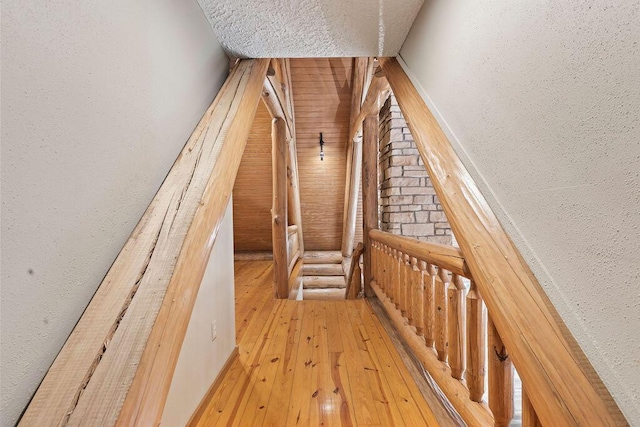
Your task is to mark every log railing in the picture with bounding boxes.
[369,229,522,426]
[374,57,626,426]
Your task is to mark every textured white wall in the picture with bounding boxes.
[400,0,640,423]
[197,0,423,57]
[0,1,228,425]
[161,200,236,427]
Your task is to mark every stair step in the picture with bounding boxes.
[303,251,343,264]
[302,288,345,301]
[302,264,343,276]
[303,276,346,289]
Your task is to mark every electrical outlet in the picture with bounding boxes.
[211,320,217,342]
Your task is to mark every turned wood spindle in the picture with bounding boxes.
[466,280,486,402]
[435,267,449,362]
[447,273,466,380]
[403,254,412,321]
[411,257,424,336]
[423,262,436,348]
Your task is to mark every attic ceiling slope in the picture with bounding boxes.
[197,0,424,58]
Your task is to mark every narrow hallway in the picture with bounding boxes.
[189,261,453,426]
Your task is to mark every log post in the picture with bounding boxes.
[342,57,371,257]
[362,114,378,297]
[488,315,514,427]
[271,117,288,298]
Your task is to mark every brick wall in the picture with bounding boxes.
[378,95,453,245]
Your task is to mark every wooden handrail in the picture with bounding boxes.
[378,57,626,426]
[370,229,469,278]
[19,58,270,426]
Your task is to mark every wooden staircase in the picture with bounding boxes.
[301,251,346,300]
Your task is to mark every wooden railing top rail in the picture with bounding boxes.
[369,229,470,278]
[379,56,626,426]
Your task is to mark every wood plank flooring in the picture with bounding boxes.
[191,260,445,426]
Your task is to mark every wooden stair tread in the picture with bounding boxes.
[303,251,343,264]
[302,288,345,301]
[303,276,346,288]
[302,263,343,276]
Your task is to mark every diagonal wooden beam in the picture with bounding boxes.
[20,58,270,427]
[349,70,391,145]
[378,56,626,426]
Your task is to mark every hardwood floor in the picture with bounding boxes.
[191,260,445,426]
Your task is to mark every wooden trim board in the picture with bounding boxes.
[186,346,239,427]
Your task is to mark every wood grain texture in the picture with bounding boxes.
[193,261,442,426]
[370,279,493,426]
[342,57,371,257]
[20,59,268,427]
[380,56,626,426]
[291,58,352,251]
[272,117,289,299]
[362,115,378,297]
[233,101,273,252]
[115,58,270,426]
[263,60,304,254]
[370,229,470,277]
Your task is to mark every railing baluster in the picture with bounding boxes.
[411,257,424,336]
[448,273,466,380]
[373,242,380,288]
[384,244,390,295]
[391,248,398,308]
[399,250,408,317]
[522,384,542,427]
[404,254,412,322]
[466,280,486,402]
[488,315,514,427]
[423,262,436,348]
[367,232,496,426]
[435,267,449,362]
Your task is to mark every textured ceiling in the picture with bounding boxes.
[197,0,424,58]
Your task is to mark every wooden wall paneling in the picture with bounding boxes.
[291,58,353,251]
[232,102,273,252]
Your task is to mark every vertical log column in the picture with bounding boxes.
[362,114,379,297]
[272,117,289,298]
[342,57,370,257]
